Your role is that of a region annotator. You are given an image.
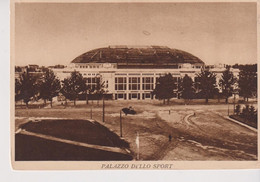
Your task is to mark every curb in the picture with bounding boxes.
[224,116,257,132]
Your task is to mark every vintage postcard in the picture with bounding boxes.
[11,0,260,170]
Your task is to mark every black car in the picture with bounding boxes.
[122,107,136,115]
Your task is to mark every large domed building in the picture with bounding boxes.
[53,45,237,100]
[71,45,204,69]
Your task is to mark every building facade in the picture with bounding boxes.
[52,45,239,100]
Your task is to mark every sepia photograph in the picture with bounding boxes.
[11,0,259,170]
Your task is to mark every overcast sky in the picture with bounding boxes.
[15,2,257,66]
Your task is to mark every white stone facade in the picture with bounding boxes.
[52,63,239,100]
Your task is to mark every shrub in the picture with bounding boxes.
[234,104,241,115]
[241,105,250,118]
[240,105,257,123]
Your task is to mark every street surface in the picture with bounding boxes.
[157,105,257,160]
[15,100,257,160]
[105,102,257,160]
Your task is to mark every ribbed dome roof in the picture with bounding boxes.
[71,45,204,66]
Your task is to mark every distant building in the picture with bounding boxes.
[28,64,39,69]
[54,64,66,69]
[15,65,44,80]
[52,45,239,100]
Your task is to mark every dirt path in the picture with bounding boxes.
[157,107,257,160]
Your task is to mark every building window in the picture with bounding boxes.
[145,93,151,98]
[155,77,159,83]
[129,73,141,76]
[142,93,151,99]
[129,93,140,100]
[115,77,127,90]
[129,77,140,90]
[115,73,127,76]
[115,93,126,100]
[118,94,124,99]
[142,77,154,90]
[86,77,100,90]
[142,73,154,76]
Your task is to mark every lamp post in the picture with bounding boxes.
[120,110,122,137]
[102,89,108,123]
[90,99,93,119]
[102,94,105,122]
[119,107,136,138]
[120,110,140,159]
[233,92,236,115]
[228,101,229,116]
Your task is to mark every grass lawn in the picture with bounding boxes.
[15,134,132,161]
[229,115,257,129]
[20,119,130,148]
